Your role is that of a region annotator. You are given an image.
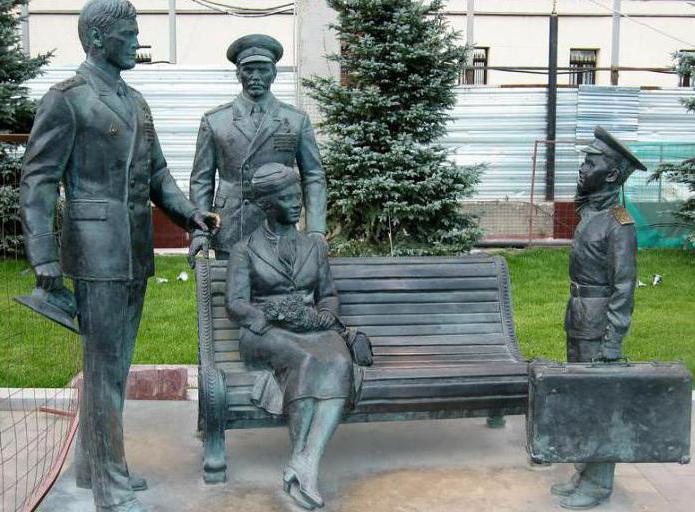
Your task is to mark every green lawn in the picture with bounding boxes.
[1,249,693,388]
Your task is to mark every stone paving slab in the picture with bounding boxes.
[37,401,694,512]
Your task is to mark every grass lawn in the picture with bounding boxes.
[1,249,693,388]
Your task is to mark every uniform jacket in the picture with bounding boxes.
[189,93,327,251]
[20,62,198,281]
[564,204,637,341]
[226,225,338,337]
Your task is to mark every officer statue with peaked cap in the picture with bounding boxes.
[551,126,647,510]
[188,34,327,265]
[19,1,218,510]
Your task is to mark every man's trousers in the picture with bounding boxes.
[73,279,147,511]
[566,336,616,499]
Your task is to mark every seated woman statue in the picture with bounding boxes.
[226,162,371,509]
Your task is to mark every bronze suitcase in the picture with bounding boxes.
[527,360,692,464]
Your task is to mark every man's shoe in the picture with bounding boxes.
[77,474,148,492]
[551,480,578,497]
[560,491,609,510]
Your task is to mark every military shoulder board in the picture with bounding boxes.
[52,75,86,92]
[611,206,634,225]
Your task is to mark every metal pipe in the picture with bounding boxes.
[545,6,558,201]
[169,0,177,64]
[21,2,29,57]
[611,0,621,85]
[465,0,475,84]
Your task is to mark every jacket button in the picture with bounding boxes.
[129,203,135,210]
[243,199,250,205]
[288,285,295,292]
[130,180,135,187]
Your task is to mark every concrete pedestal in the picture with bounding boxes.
[39,401,695,512]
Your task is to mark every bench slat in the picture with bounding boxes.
[338,291,500,304]
[207,259,499,283]
[330,263,497,279]
[214,351,241,363]
[358,323,503,337]
[340,312,501,327]
[339,302,500,316]
[362,362,527,381]
[334,277,499,292]
[211,302,502,318]
[360,379,528,400]
[373,345,509,356]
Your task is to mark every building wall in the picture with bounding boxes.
[24,1,695,87]
[25,0,295,67]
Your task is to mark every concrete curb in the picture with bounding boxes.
[3,368,694,410]
[0,365,199,411]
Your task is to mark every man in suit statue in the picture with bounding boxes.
[188,34,327,264]
[20,1,218,510]
[551,126,646,510]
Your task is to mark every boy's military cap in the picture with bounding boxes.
[580,126,647,171]
[227,34,284,66]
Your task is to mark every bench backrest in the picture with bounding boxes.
[196,255,522,376]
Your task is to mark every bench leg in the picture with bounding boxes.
[486,412,506,429]
[201,366,227,484]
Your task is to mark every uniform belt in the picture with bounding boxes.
[570,282,611,298]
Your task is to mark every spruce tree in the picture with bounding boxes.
[0,0,52,255]
[304,0,482,255]
[652,51,695,245]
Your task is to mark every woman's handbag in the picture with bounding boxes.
[346,329,373,367]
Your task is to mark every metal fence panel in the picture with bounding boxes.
[26,66,297,192]
[447,87,548,199]
[25,68,695,203]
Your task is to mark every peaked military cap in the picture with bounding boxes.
[227,34,284,66]
[580,126,647,171]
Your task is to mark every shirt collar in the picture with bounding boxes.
[79,60,127,95]
[239,92,275,115]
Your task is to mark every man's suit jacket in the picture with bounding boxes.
[189,93,327,251]
[20,62,198,281]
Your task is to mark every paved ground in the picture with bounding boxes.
[36,401,695,512]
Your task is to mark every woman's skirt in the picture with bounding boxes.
[240,327,353,414]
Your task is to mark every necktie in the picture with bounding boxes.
[251,106,264,129]
[117,82,134,118]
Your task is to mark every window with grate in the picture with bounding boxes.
[678,49,695,87]
[569,49,598,86]
[459,47,488,85]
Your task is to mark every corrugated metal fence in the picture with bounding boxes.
[26,67,695,200]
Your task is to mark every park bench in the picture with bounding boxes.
[195,255,529,483]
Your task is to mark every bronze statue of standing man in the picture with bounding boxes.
[20,1,217,510]
[188,34,327,264]
[551,126,646,510]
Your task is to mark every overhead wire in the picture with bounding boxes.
[582,0,695,49]
[190,0,295,17]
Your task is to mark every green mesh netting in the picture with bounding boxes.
[623,143,694,249]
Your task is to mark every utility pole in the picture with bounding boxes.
[169,0,177,64]
[546,0,558,201]
[610,0,621,85]
[465,0,475,84]
[20,2,29,57]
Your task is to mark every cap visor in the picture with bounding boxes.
[238,55,274,65]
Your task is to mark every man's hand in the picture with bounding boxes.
[189,211,221,234]
[34,261,63,291]
[601,328,623,361]
[188,234,210,269]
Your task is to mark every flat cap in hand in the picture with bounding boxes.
[227,34,284,66]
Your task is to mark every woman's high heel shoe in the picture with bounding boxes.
[283,463,323,509]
